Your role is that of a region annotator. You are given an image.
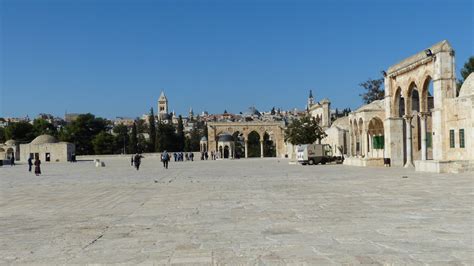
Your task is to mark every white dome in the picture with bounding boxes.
[31,134,58,145]
[459,73,474,97]
[4,139,16,146]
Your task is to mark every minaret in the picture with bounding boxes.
[307,89,315,110]
[158,91,168,120]
[189,107,194,120]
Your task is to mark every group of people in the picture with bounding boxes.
[131,151,171,170]
[27,155,42,176]
[173,152,194,162]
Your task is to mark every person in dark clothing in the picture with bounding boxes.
[28,156,33,172]
[190,152,194,161]
[131,155,134,166]
[10,154,15,166]
[34,156,41,176]
[162,151,170,169]
[134,153,143,170]
[173,153,177,162]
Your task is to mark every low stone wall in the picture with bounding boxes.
[343,157,384,167]
[415,160,474,173]
[77,152,203,161]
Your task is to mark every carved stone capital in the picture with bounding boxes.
[418,112,430,119]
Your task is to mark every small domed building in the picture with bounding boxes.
[20,134,75,162]
[200,136,208,153]
[217,134,235,159]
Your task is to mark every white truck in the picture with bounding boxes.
[297,143,333,165]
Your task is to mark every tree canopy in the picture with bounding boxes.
[284,115,326,145]
[59,113,107,155]
[359,78,384,104]
[4,121,35,143]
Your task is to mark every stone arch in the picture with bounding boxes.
[407,81,421,115]
[368,116,385,158]
[392,86,404,117]
[420,75,433,113]
[247,131,261,158]
[232,131,245,158]
[262,131,276,157]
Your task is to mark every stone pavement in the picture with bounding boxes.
[0,158,473,264]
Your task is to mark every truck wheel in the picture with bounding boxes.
[308,159,314,165]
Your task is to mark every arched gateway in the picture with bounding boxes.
[207,122,286,158]
[384,40,457,168]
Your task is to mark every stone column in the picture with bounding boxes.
[260,140,264,158]
[368,133,372,158]
[348,130,353,157]
[419,112,428,161]
[403,115,414,167]
[362,129,368,158]
[244,140,248,158]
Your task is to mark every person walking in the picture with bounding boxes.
[28,156,33,172]
[190,152,194,161]
[34,156,41,176]
[10,154,15,166]
[131,155,134,166]
[162,150,169,169]
[134,153,143,170]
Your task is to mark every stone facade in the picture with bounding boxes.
[344,99,386,166]
[206,122,286,158]
[321,116,350,157]
[344,40,473,173]
[308,98,331,129]
[0,140,20,162]
[19,135,75,163]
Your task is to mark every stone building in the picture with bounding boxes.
[216,134,235,159]
[343,40,473,173]
[19,134,75,163]
[344,99,386,167]
[383,40,473,172]
[206,122,286,158]
[321,116,350,157]
[0,139,19,162]
[308,91,331,129]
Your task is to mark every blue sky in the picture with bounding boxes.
[1,0,472,119]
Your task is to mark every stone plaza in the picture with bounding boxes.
[1,158,472,264]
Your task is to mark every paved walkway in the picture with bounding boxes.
[1,158,473,264]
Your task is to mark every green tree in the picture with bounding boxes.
[5,121,35,142]
[0,127,6,143]
[176,115,185,151]
[457,56,474,94]
[156,122,177,152]
[359,78,384,104]
[129,122,138,154]
[60,113,107,155]
[148,108,156,152]
[113,124,129,154]
[32,118,57,137]
[188,125,201,151]
[284,115,326,145]
[92,132,116,155]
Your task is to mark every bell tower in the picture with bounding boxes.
[158,91,168,119]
